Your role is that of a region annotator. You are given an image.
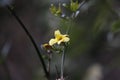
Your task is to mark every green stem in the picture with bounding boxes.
[6,5,49,79]
[66,20,73,35]
[60,46,66,80]
[55,65,59,78]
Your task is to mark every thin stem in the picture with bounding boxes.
[48,54,51,78]
[79,0,86,10]
[66,20,72,34]
[66,0,86,34]
[60,46,66,80]
[55,65,59,78]
[6,5,49,79]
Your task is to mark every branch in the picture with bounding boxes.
[6,5,49,79]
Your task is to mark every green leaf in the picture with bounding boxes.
[49,3,62,17]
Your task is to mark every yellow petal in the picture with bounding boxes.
[42,43,52,50]
[55,30,61,38]
[57,39,62,44]
[63,37,70,42]
[49,39,57,46]
[57,37,70,45]
[42,43,49,47]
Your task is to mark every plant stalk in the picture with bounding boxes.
[60,46,66,80]
[6,5,49,79]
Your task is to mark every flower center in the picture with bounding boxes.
[58,36,62,41]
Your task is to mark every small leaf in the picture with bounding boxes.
[49,3,62,17]
[70,0,79,12]
[50,4,57,14]
[63,0,80,12]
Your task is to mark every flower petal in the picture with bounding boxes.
[55,30,61,38]
[62,35,70,42]
[63,37,70,42]
[42,43,52,50]
[49,39,57,46]
[57,40,63,45]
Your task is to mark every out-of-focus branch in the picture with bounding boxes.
[6,5,49,79]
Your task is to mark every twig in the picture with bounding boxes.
[6,5,49,79]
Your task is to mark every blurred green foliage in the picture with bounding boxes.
[111,20,120,33]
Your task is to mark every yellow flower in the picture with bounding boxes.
[42,44,52,50]
[41,43,53,53]
[49,30,70,46]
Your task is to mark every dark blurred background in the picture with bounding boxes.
[0,0,120,80]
